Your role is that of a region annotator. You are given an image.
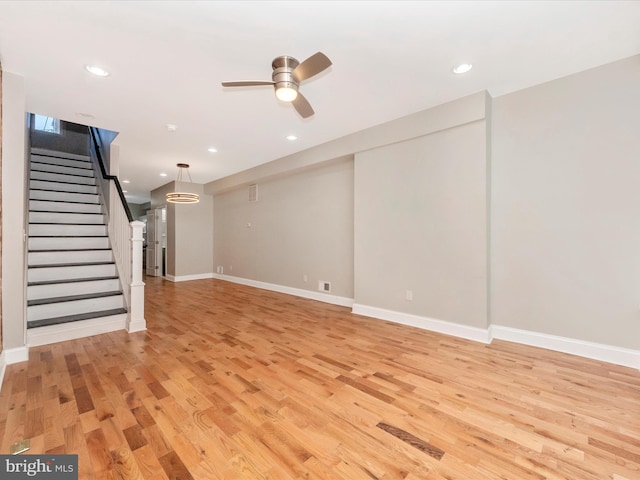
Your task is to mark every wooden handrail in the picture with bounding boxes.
[88,127,133,222]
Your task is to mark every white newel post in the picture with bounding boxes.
[128,220,147,332]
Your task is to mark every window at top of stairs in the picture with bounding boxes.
[33,114,60,134]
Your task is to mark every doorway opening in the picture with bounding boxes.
[145,207,167,277]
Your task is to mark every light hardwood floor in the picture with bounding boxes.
[1,277,639,479]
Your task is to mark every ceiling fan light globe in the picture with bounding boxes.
[276,86,298,102]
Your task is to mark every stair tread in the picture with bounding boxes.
[30,177,96,186]
[31,150,92,162]
[28,290,123,306]
[29,235,109,238]
[29,248,112,252]
[30,187,97,194]
[31,160,93,171]
[29,187,98,195]
[30,210,103,214]
[28,275,120,286]
[31,168,94,178]
[29,222,106,226]
[30,199,100,205]
[29,261,115,269]
[27,308,128,329]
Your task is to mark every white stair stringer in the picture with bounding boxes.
[26,147,128,335]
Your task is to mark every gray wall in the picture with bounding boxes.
[491,55,640,349]
[129,202,150,222]
[150,182,213,279]
[174,183,213,277]
[208,93,486,303]
[208,56,640,355]
[213,158,354,298]
[31,119,89,156]
[354,120,488,328]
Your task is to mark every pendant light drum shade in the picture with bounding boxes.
[166,163,200,204]
[166,191,199,203]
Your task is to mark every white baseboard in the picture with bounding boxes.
[166,273,215,283]
[490,325,640,370]
[349,303,640,369]
[3,346,30,364]
[352,303,491,343]
[0,346,30,392]
[27,314,128,347]
[213,274,354,308]
[127,318,147,333]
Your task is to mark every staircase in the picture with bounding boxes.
[27,147,127,337]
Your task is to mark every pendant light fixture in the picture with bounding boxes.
[166,163,200,204]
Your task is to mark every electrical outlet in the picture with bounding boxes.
[303,274,308,282]
[406,290,413,301]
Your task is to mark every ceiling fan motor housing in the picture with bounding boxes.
[272,55,300,91]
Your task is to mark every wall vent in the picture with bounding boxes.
[248,184,258,202]
[318,281,331,293]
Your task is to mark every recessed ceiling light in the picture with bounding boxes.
[207,147,218,153]
[85,65,109,77]
[166,124,178,132]
[122,180,130,184]
[286,135,298,141]
[452,63,473,74]
[160,173,168,177]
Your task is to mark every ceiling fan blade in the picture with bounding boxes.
[292,92,314,118]
[221,81,274,87]
[292,52,332,82]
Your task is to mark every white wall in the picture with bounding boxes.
[1,72,27,354]
[491,55,640,350]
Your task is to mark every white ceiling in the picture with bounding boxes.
[1,1,639,203]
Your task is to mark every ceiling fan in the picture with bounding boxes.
[222,52,332,118]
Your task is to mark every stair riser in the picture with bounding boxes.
[29,250,113,266]
[27,295,125,321]
[31,170,96,186]
[29,224,107,236]
[29,211,106,225]
[31,152,91,167]
[30,189,99,203]
[29,236,110,250]
[31,162,94,178]
[29,200,103,214]
[28,264,117,282]
[30,179,98,194]
[28,278,121,301]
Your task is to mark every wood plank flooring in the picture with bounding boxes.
[1,276,639,479]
